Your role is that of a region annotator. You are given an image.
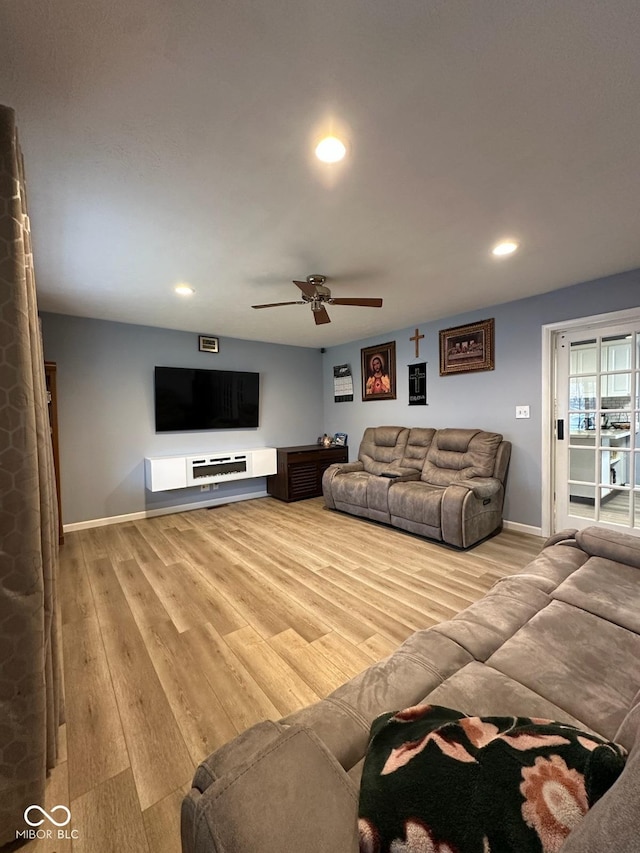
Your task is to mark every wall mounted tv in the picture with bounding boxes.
[154,366,260,432]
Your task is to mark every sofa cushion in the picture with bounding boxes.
[358,426,409,474]
[423,662,602,735]
[358,704,626,853]
[431,577,552,661]
[421,428,503,485]
[182,725,359,853]
[513,539,589,593]
[387,480,445,527]
[331,470,370,508]
[552,556,640,633]
[487,601,640,740]
[400,427,436,470]
[329,630,473,730]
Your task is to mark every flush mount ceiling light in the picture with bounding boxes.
[492,240,519,257]
[315,136,347,163]
[174,284,195,296]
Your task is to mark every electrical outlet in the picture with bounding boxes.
[200,484,211,492]
[515,405,530,419]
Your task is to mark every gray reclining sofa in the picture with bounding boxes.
[181,526,640,853]
[322,426,511,549]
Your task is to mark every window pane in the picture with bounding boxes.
[570,448,595,483]
[601,335,632,372]
[599,487,629,525]
[570,340,597,375]
[569,486,595,519]
[601,373,631,404]
[608,450,630,487]
[601,410,633,430]
[570,414,597,436]
[569,377,596,410]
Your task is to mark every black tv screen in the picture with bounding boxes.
[154,366,259,431]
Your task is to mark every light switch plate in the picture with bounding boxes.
[515,405,530,419]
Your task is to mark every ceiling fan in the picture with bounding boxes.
[251,275,383,325]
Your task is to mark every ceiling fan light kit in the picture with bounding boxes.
[251,275,383,325]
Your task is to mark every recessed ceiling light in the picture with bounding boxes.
[315,136,347,163]
[492,240,519,257]
[174,284,195,296]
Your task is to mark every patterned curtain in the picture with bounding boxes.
[0,105,63,845]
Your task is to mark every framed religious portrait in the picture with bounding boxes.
[439,319,494,376]
[361,341,396,400]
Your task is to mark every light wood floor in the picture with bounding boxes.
[27,497,544,853]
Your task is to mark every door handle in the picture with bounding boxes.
[557,419,564,440]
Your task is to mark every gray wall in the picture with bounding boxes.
[322,268,640,530]
[42,314,324,524]
[42,268,639,529]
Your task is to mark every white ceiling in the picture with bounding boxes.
[1,0,639,348]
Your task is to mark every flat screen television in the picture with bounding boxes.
[154,366,259,432]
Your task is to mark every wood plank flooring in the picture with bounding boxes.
[24,497,543,853]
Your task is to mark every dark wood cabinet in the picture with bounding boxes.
[267,444,349,502]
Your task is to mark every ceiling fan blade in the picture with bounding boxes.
[293,279,318,298]
[313,305,331,325]
[252,301,304,309]
[331,297,383,307]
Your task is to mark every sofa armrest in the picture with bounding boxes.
[182,725,359,853]
[322,461,364,509]
[441,481,505,548]
[575,526,640,569]
[543,529,578,548]
[463,477,501,499]
[382,468,421,482]
[330,461,364,475]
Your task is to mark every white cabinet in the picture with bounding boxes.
[145,448,277,492]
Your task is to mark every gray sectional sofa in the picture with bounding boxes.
[181,526,640,853]
[323,426,511,548]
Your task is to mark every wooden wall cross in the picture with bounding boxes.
[410,328,424,358]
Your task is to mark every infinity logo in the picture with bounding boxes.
[24,805,71,827]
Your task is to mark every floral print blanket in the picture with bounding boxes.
[358,704,627,853]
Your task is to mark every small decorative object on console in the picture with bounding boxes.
[334,432,347,446]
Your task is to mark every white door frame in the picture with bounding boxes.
[541,306,640,537]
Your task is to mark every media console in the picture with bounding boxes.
[144,448,277,492]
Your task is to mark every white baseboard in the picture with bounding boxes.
[503,519,543,537]
[63,490,269,532]
[64,496,544,539]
